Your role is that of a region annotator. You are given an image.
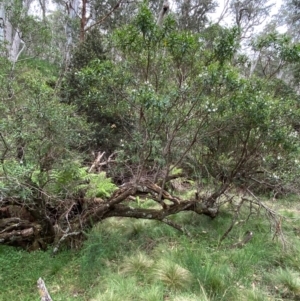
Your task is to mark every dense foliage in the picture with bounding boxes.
[1,0,300,253]
[67,4,300,194]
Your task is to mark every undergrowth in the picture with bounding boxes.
[1,195,300,300]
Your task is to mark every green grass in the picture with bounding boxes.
[0,246,81,301]
[2,196,300,300]
[277,268,300,292]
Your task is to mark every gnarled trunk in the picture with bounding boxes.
[0,178,224,251]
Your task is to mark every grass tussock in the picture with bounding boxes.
[120,252,154,275]
[153,260,193,290]
[235,288,275,301]
[271,267,300,297]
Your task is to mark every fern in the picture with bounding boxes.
[170,165,183,176]
[31,161,87,195]
[77,172,117,198]
[0,160,34,199]
[31,161,117,199]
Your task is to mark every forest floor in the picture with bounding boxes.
[1,193,300,301]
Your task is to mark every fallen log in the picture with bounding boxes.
[0,227,34,242]
[1,180,225,251]
[0,217,42,245]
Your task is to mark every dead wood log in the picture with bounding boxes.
[0,227,34,242]
[37,278,53,301]
[52,228,82,255]
[89,151,117,173]
[0,217,33,230]
[144,180,180,205]
[81,182,219,230]
[0,217,42,244]
[1,179,223,251]
[88,151,105,173]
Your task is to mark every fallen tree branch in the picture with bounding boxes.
[88,151,105,173]
[161,218,191,237]
[219,196,243,245]
[244,188,287,248]
[52,227,82,255]
[230,230,253,249]
[108,186,137,206]
[88,151,117,173]
[0,217,22,231]
[0,227,34,243]
[0,217,42,244]
[144,180,180,205]
[99,151,117,168]
[37,277,53,301]
[1,180,222,250]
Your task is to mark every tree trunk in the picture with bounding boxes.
[0,0,33,63]
[0,3,5,43]
[80,0,87,42]
[65,0,80,63]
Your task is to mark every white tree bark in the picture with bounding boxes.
[0,2,12,57]
[37,278,53,301]
[0,0,33,63]
[249,51,260,77]
[0,3,5,42]
[65,0,79,63]
[157,1,170,26]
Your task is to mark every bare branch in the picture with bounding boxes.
[52,228,81,255]
[244,189,287,248]
[219,196,240,245]
[88,151,105,173]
